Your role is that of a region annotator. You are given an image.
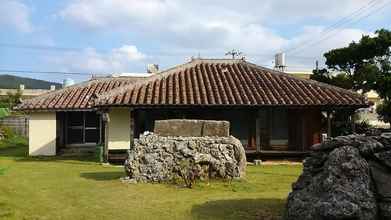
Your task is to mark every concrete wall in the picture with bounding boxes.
[29,112,56,156]
[108,108,132,150]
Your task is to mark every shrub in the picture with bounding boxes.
[355,120,374,134]
[176,160,202,188]
[376,101,391,127]
[0,126,15,139]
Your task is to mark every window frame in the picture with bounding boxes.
[65,112,101,146]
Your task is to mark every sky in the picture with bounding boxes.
[0,0,390,83]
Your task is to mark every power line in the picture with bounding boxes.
[284,0,381,54]
[0,69,98,76]
[0,42,319,59]
[289,0,391,56]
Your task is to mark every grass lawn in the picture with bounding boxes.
[0,137,302,220]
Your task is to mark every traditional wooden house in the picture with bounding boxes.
[16,59,368,159]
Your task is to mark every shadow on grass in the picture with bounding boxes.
[0,202,13,218]
[80,171,125,181]
[191,198,285,220]
[0,144,98,164]
[254,171,299,178]
[0,136,28,159]
[16,155,98,163]
[0,136,99,163]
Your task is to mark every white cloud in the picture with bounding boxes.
[59,0,373,29]
[0,0,33,32]
[59,0,287,52]
[283,26,368,70]
[46,45,147,73]
[59,0,172,29]
[57,0,374,70]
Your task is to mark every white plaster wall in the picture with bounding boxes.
[29,112,56,156]
[108,108,132,150]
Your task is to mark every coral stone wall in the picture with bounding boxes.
[286,133,391,220]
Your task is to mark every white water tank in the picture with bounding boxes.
[147,64,159,74]
[275,53,286,67]
[63,78,75,88]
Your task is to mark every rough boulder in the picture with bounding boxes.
[124,132,246,183]
[285,133,391,220]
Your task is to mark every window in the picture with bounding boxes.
[66,112,101,145]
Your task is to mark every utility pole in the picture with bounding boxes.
[225,49,243,59]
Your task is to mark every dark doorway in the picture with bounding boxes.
[64,111,101,146]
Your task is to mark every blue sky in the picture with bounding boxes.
[0,0,390,83]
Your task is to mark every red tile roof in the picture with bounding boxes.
[16,76,146,111]
[17,59,368,111]
[95,59,368,107]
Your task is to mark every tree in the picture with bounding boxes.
[0,89,23,109]
[312,29,391,126]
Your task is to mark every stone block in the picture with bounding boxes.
[202,120,230,137]
[154,119,230,137]
[154,119,203,137]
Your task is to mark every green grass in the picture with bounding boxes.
[0,138,302,220]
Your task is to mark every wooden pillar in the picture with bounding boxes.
[102,111,110,163]
[129,109,135,147]
[327,111,332,138]
[248,110,256,150]
[255,110,261,153]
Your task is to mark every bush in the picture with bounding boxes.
[176,160,202,188]
[376,101,391,126]
[355,120,374,134]
[0,126,15,139]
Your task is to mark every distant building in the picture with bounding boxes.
[0,74,61,100]
[285,70,388,128]
[357,90,388,128]
[0,84,56,100]
[286,70,312,80]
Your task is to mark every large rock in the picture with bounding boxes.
[124,132,246,183]
[286,133,391,220]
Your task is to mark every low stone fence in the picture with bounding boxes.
[0,115,28,137]
[286,133,391,219]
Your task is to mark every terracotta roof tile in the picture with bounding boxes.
[17,59,369,111]
[96,59,368,107]
[16,77,146,111]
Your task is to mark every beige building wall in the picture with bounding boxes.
[108,108,132,150]
[29,112,56,156]
[286,71,312,79]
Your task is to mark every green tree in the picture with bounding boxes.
[0,89,23,109]
[312,29,391,126]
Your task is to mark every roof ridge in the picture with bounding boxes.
[95,60,200,103]
[96,58,248,103]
